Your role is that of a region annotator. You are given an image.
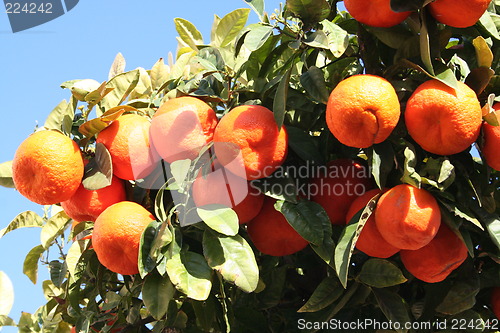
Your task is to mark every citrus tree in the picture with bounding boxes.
[1,0,500,332]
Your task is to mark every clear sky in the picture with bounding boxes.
[0,1,283,330]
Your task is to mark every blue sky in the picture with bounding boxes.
[0,0,283,329]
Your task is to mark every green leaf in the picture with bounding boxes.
[275,200,324,246]
[66,238,91,278]
[310,205,336,267]
[44,99,76,135]
[0,315,16,327]
[436,273,480,315]
[335,195,378,288]
[300,66,329,104]
[40,211,72,249]
[320,20,349,58]
[174,18,204,50]
[273,68,292,130]
[142,270,175,320]
[287,127,324,164]
[244,24,274,51]
[357,259,407,288]
[203,231,259,293]
[303,30,329,49]
[78,105,134,138]
[49,260,67,288]
[372,288,412,333]
[169,159,192,191]
[0,271,14,316]
[139,220,161,278]
[473,36,494,68]
[286,0,330,24]
[150,58,170,90]
[166,249,212,301]
[197,205,239,236]
[0,211,44,238]
[99,70,140,112]
[0,161,14,189]
[478,10,500,40]
[23,245,45,284]
[419,10,434,76]
[214,8,251,48]
[433,62,459,90]
[108,52,126,80]
[297,276,343,312]
[81,143,113,191]
[368,142,395,189]
[244,0,264,20]
[400,145,421,188]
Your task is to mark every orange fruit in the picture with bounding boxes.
[213,105,288,180]
[326,74,401,148]
[246,197,308,256]
[482,103,500,171]
[492,287,500,319]
[192,165,265,224]
[405,80,482,156]
[344,0,412,28]
[150,96,218,163]
[346,189,400,258]
[61,174,127,223]
[375,184,441,250]
[428,0,491,28]
[96,114,158,180]
[92,201,156,275]
[12,130,84,205]
[400,223,468,283]
[309,159,374,225]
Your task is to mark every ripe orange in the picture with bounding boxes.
[96,114,158,180]
[400,223,468,283]
[405,80,482,156]
[482,103,500,171]
[246,197,308,256]
[326,74,401,148]
[150,96,218,163]
[428,0,491,28]
[214,105,288,180]
[492,287,500,319]
[375,184,441,250]
[344,0,412,28]
[12,130,84,205]
[309,159,374,225]
[61,174,127,223]
[92,201,156,275]
[192,165,265,224]
[346,189,400,258]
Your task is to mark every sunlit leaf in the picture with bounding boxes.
[44,99,75,135]
[150,58,170,90]
[0,211,44,238]
[174,18,203,50]
[0,161,14,189]
[287,0,330,24]
[320,20,349,58]
[244,0,264,20]
[40,210,72,249]
[203,231,258,293]
[244,24,274,51]
[108,52,126,80]
[197,205,239,236]
[214,9,250,48]
[78,105,135,138]
[82,143,113,191]
[99,70,141,112]
[473,36,494,68]
[66,238,91,278]
[23,245,45,284]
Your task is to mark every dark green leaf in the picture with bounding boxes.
[139,220,162,278]
[357,259,407,288]
[300,66,329,104]
[436,274,480,315]
[298,276,343,312]
[198,204,239,236]
[174,18,203,50]
[275,200,324,245]
[286,0,330,24]
[48,260,67,288]
[142,270,175,320]
[373,288,412,332]
[0,161,14,189]
[287,127,324,164]
[0,211,44,238]
[82,143,113,191]
[273,68,292,130]
[203,230,259,293]
[368,141,395,189]
[23,245,45,284]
